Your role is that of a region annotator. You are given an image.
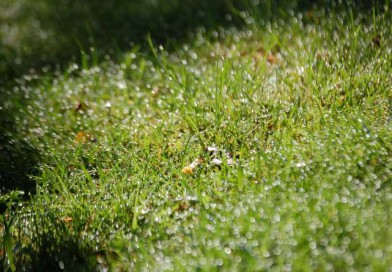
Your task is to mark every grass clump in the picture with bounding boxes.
[1,1,392,271]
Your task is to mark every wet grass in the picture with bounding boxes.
[1,1,392,271]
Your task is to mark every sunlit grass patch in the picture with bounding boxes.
[1,2,392,271]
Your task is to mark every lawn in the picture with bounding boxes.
[1,0,391,271]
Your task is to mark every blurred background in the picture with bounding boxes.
[0,0,343,79]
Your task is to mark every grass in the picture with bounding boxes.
[1,1,392,271]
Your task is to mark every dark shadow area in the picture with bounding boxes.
[0,88,40,213]
[29,240,97,272]
[6,216,98,271]
[0,0,240,79]
[0,0,385,79]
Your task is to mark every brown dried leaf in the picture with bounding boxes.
[61,216,73,223]
[74,131,96,144]
[267,54,277,64]
[181,166,194,174]
[181,158,204,174]
[178,202,190,212]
